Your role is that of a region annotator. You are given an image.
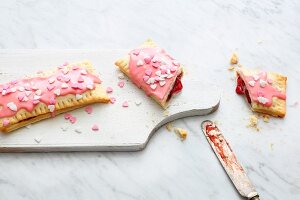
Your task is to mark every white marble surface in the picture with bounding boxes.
[0,0,300,199]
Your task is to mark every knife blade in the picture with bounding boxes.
[201,120,260,200]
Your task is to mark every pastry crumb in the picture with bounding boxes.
[247,115,260,131]
[262,114,270,123]
[228,66,235,71]
[237,63,243,68]
[34,137,42,143]
[230,53,238,64]
[163,110,169,117]
[166,123,173,132]
[174,127,187,140]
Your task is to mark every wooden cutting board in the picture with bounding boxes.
[0,50,220,152]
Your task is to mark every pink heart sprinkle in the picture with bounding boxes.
[57,75,65,82]
[78,84,85,90]
[132,49,140,56]
[85,106,93,114]
[152,63,160,68]
[92,124,99,131]
[71,83,79,89]
[33,100,40,105]
[144,56,152,64]
[69,116,77,124]
[143,75,150,82]
[122,101,129,107]
[145,69,152,76]
[257,91,264,97]
[78,76,84,83]
[173,60,180,66]
[50,97,56,105]
[3,119,10,126]
[64,76,71,83]
[64,113,72,119]
[3,85,9,90]
[72,66,79,70]
[118,80,125,88]
[62,62,69,66]
[267,79,273,84]
[25,85,31,91]
[110,97,116,104]
[106,87,113,93]
[47,85,55,91]
[18,94,25,101]
[170,66,177,72]
[11,80,18,85]
[161,69,167,74]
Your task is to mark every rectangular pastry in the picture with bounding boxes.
[0,61,110,132]
[235,68,287,117]
[115,39,183,108]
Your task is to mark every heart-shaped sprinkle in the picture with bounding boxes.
[122,101,129,107]
[170,66,177,72]
[146,77,155,85]
[257,96,268,105]
[25,91,32,96]
[155,70,162,76]
[85,106,93,114]
[167,74,174,79]
[159,81,166,86]
[10,87,16,93]
[34,137,42,143]
[78,84,85,90]
[11,80,18,85]
[248,80,255,87]
[173,60,180,66]
[143,76,150,82]
[118,80,125,88]
[144,55,152,64]
[64,113,72,119]
[110,97,116,104]
[33,95,41,100]
[1,90,7,96]
[106,87,113,93]
[47,85,55,91]
[118,73,125,79]
[49,97,56,105]
[74,127,82,134]
[145,69,152,76]
[61,83,69,89]
[152,63,160,68]
[132,49,140,56]
[57,75,65,82]
[33,100,40,105]
[48,105,55,112]
[267,79,273,84]
[53,89,61,96]
[135,100,142,106]
[48,77,56,84]
[24,85,31,91]
[80,69,88,75]
[72,66,79,70]
[152,56,160,63]
[62,62,69,66]
[18,94,25,101]
[253,75,260,81]
[35,89,42,96]
[62,68,69,75]
[64,76,71,83]
[260,80,267,88]
[92,124,99,131]
[3,85,9,90]
[22,96,29,102]
[76,94,83,100]
[69,116,77,124]
[71,83,79,89]
[137,60,144,67]
[31,85,38,90]
[18,86,24,92]
[7,102,17,111]
[150,84,157,90]
[3,119,10,126]
[86,84,94,90]
[78,76,84,83]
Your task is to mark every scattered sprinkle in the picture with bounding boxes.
[7,102,17,112]
[74,127,82,134]
[118,80,125,88]
[174,128,187,140]
[122,101,129,107]
[34,137,42,143]
[118,73,125,79]
[106,87,113,93]
[76,94,83,100]
[135,100,142,106]
[110,97,116,104]
[69,116,77,124]
[92,124,99,131]
[85,106,93,114]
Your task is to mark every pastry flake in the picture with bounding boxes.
[235,68,287,117]
[115,39,183,108]
[0,61,110,132]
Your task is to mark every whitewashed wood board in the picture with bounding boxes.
[0,50,221,152]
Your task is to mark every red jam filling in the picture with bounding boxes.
[167,73,183,101]
[236,75,251,104]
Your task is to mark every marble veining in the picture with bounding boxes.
[0,0,300,199]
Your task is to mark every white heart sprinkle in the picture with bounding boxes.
[166,69,171,74]
[2,90,7,95]
[7,102,17,111]
[35,89,42,96]
[48,105,55,112]
[22,96,29,102]
[146,77,155,85]
[74,127,82,134]
[25,91,32,96]
[80,69,87,75]
[159,81,166,86]
[10,87,16,93]
[260,80,267,88]
[155,70,162,76]
[48,77,56,84]
[61,83,69,89]
[62,68,69,75]
[158,76,165,81]
[257,96,268,105]
[31,86,38,90]
[253,75,260,81]
[137,60,144,67]
[167,74,174,79]
[152,56,160,63]
[34,137,42,143]
[150,84,157,90]
[54,89,61,96]
[18,86,24,92]
[135,100,142,106]
[33,95,41,100]
[76,94,83,100]
[118,73,125,79]
[248,80,255,87]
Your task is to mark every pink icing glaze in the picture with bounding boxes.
[129,47,181,100]
[240,71,286,107]
[0,65,101,118]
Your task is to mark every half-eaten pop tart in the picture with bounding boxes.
[115,39,183,108]
[235,68,287,117]
[0,61,110,132]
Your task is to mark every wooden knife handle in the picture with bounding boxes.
[249,195,260,200]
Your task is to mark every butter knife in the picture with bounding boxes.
[201,120,260,200]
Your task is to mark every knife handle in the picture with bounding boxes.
[249,195,260,200]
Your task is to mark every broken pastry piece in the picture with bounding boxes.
[115,39,183,108]
[174,127,187,140]
[235,68,287,117]
[0,61,110,132]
